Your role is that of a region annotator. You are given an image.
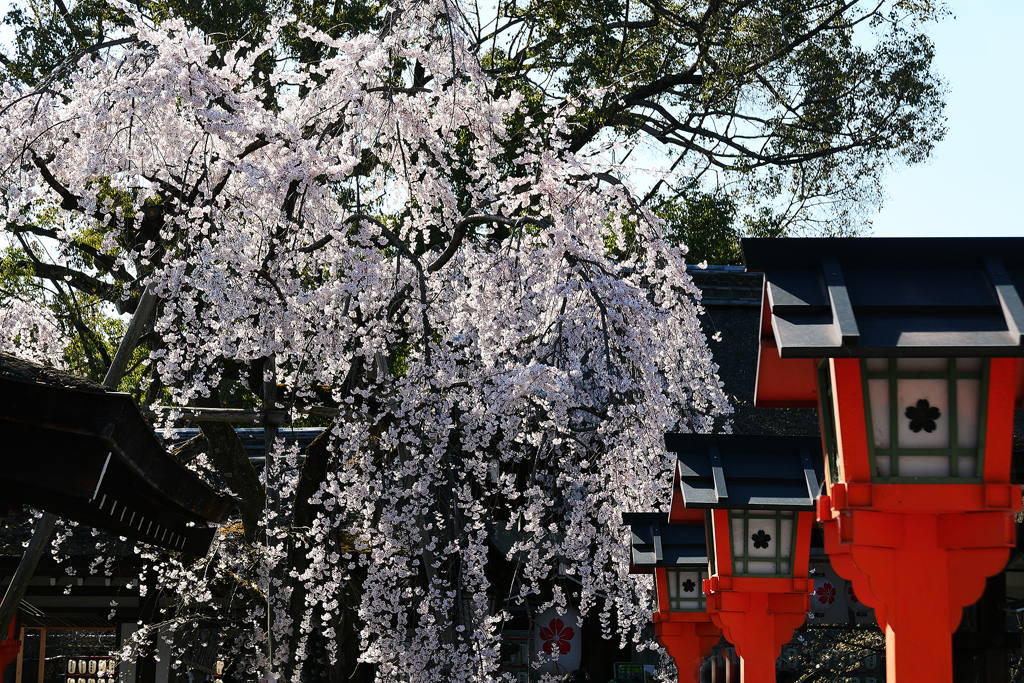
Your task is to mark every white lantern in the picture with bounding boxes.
[665,568,708,611]
[726,509,796,576]
[862,358,986,479]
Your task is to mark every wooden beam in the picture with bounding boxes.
[821,256,860,348]
[15,627,24,683]
[984,256,1024,346]
[36,628,44,683]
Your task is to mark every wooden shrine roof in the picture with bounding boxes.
[0,353,233,555]
[667,434,824,511]
[621,512,708,572]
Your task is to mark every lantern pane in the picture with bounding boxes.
[666,569,705,611]
[896,358,947,372]
[868,379,890,449]
[779,515,794,559]
[958,456,978,477]
[898,455,950,477]
[865,358,889,372]
[747,518,777,559]
[896,379,949,449]
[875,455,892,477]
[957,357,983,372]
[731,516,745,562]
[862,358,985,480]
[956,378,981,449]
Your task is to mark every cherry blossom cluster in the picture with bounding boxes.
[0,296,68,366]
[0,0,730,680]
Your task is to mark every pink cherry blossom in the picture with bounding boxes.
[0,2,730,680]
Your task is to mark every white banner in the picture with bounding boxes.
[534,607,582,673]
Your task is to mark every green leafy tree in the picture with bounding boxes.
[654,184,742,265]
[0,1,951,679]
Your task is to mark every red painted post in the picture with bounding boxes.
[654,613,721,683]
[877,514,954,682]
[708,591,807,683]
[825,508,1013,683]
[813,356,1021,682]
[0,617,20,673]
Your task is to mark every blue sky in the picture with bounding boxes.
[871,1,1024,237]
[2,1,1017,238]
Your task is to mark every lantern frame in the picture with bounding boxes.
[667,434,824,683]
[727,508,796,577]
[744,236,1024,683]
[859,357,988,481]
[664,567,708,612]
[623,512,720,683]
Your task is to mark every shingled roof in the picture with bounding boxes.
[666,434,824,510]
[743,237,1024,358]
[621,512,708,572]
[688,266,821,437]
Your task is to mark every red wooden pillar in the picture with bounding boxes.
[654,611,721,683]
[706,591,806,683]
[818,357,1021,683]
[0,617,20,673]
[702,509,815,683]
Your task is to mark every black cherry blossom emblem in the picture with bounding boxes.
[905,399,940,433]
[751,529,772,549]
[682,578,696,593]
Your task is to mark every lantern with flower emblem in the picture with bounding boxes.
[744,237,1024,683]
[623,512,720,683]
[667,434,824,683]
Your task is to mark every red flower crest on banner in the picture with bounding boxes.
[847,584,860,604]
[816,582,836,605]
[540,618,575,655]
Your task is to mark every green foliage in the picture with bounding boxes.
[483,0,948,236]
[744,208,788,239]
[2,0,950,239]
[0,245,38,297]
[390,344,410,378]
[0,0,130,86]
[655,184,742,266]
[653,183,791,265]
[783,626,886,682]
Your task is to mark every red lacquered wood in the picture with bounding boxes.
[0,619,19,675]
[656,567,670,613]
[669,506,707,524]
[653,611,721,683]
[830,358,871,483]
[984,357,1016,483]
[819,502,1017,683]
[709,592,807,683]
[753,338,819,408]
[711,509,733,577]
